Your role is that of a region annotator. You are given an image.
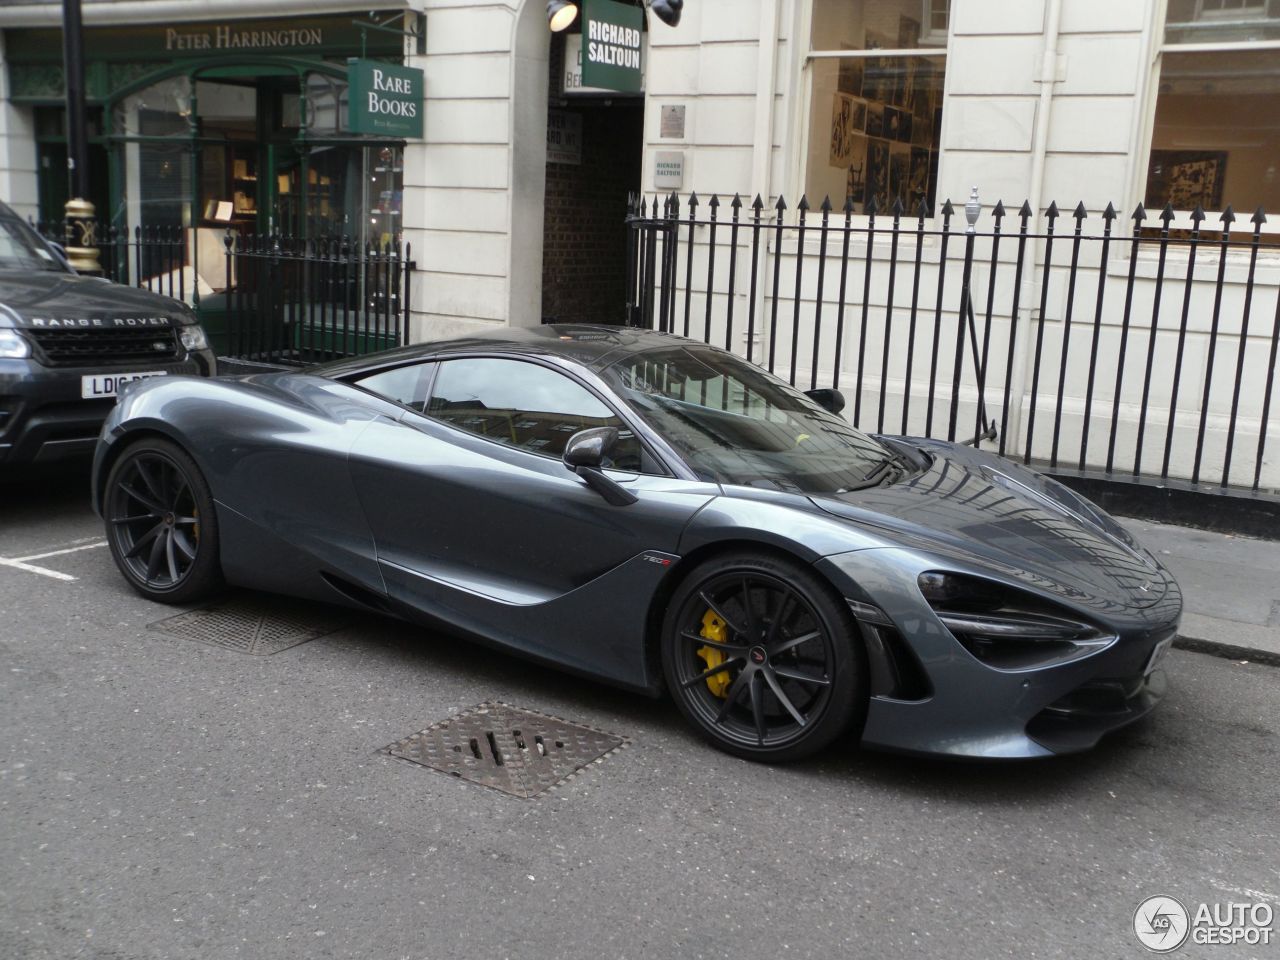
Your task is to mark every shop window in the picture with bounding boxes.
[303,72,350,137]
[804,0,947,215]
[111,76,192,139]
[1146,3,1280,215]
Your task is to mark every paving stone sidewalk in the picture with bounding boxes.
[1122,517,1280,663]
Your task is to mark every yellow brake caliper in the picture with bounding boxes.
[696,609,732,698]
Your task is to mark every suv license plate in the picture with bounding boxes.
[81,371,167,399]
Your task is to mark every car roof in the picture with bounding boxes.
[313,323,700,378]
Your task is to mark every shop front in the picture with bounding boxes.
[4,11,416,348]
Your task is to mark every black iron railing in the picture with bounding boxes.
[625,191,1280,494]
[222,234,413,365]
[33,220,189,301]
[32,220,414,365]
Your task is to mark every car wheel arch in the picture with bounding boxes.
[94,424,190,513]
[643,537,857,695]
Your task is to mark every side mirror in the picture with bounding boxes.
[563,426,617,469]
[563,427,637,506]
[805,388,846,415]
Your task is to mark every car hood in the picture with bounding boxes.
[810,439,1169,611]
[0,269,189,328]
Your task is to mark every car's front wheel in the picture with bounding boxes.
[104,437,223,604]
[661,551,866,762]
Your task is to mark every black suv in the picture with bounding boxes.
[0,203,215,468]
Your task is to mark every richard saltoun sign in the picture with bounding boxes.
[348,58,424,138]
[580,0,644,94]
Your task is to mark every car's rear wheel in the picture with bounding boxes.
[661,551,866,762]
[104,437,222,604]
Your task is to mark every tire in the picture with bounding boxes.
[661,550,867,762]
[103,436,223,604]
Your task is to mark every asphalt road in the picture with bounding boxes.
[2,471,1278,960]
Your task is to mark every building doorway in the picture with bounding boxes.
[540,24,645,325]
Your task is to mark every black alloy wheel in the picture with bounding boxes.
[662,551,866,762]
[104,437,222,604]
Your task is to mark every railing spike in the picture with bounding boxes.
[1019,199,1033,218]
[1046,200,1060,218]
[775,194,788,212]
[916,197,930,220]
[1102,201,1117,220]
[1190,204,1206,224]
[820,195,833,213]
[890,195,904,217]
[865,195,878,216]
[1132,202,1147,223]
[688,191,699,208]
[992,199,1006,219]
[731,193,743,209]
[1220,204,1236,226]
[1160,202,1176,223]
[843,195,855,215]
[940,198,954,217]
[1073,201,1087,220]
[752,194,765,211]
[1252,205,1268,226]
[797,194,810,212]
[708,193,720,209]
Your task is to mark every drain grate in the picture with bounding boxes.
[381,702,627,799]
[147,595,352,655]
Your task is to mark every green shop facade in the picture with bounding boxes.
[5,11,417,345]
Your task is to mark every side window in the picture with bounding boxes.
[354,362,434,412]
[426,357,646,470]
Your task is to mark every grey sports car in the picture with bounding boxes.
[91,325,1181,762]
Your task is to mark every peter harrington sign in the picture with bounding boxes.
[581,0,644,94]
[348,59,424,139]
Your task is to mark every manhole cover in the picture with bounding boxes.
[381,702,627,799]
[147,596,352,655]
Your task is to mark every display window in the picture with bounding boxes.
[803,0,948,216]
[1146,2,1280,220]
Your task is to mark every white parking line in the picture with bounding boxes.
[0,557,79,581]
[13,540,108,563]
[0,538,108,582]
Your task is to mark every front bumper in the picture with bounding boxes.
[0,350,215,466]
[818,547,1181,759]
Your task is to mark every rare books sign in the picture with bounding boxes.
[347,58,424,138]
[580,0,644,94]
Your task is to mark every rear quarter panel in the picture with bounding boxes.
[96,373,401,599]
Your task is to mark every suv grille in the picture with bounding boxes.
[27,326,181,367]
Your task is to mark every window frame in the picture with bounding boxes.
[793,0,951,222]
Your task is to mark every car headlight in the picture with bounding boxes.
[179,324,209,353]
[0,329,31,359]
[919,571,1114,670]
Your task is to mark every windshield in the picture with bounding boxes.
[602,346,895,494]
[0,218,66,272]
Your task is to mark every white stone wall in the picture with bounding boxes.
[404,0,542,341]
[0,32,39,222]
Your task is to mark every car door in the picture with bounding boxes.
[345,355,718,685]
